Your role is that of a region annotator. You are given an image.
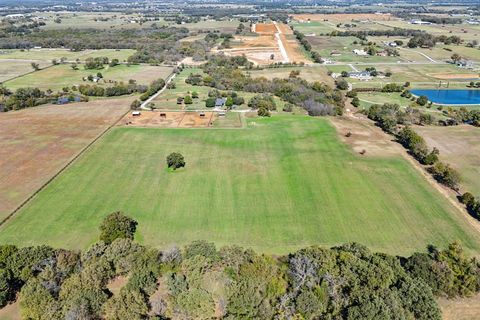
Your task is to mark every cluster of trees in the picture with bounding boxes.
[0,86,86,112]
[1,213,479,319]
[139,78,166,101]
[248,94,277,116]
[0,87,46,111]
[202,55,344,116]
[407,34,461,48]
[0,26,189,51]
[450,107,480,127]
[205,90,244,109]
[78,82,147,97]
[381,83,405,92]
[459,192,480,221]
[84,57,110,70]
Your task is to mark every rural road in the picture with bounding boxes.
[273,21,290,63]
[140,72,176,110]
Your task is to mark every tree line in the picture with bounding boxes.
[1,212,479,319]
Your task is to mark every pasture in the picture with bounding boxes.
[0,60,50,82]
[3,64,173,91]
[1,116,479,256]
[0,97,132,221]
[247,66,334,86]
[0,48,136,63]
[415,125,480,197]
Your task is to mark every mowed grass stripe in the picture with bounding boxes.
[1,116,479,255]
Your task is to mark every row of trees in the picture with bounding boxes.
[367,104,462,190]
[1,212,478,319]
[293,30,323,63]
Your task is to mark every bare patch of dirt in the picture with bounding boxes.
[121,111,217,128]
[0,300,21,320]
[0,98,132,220]
[429,73,480,80]
[438,293,480,320]
[106,276,128,296]
[254,23,277,34]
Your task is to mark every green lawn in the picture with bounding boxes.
[4,64,172,91]
[1,115,479,256]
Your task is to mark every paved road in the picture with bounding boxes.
[140,72,177,110]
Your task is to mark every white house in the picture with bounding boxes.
[353,49,368,56]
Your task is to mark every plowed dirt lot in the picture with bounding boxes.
[0,98,132,221]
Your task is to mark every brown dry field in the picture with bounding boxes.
[430,73,480,80]
[277,23,293,35]
[415,125,480,197]
[254,23,277,34]
[232,35,277,48]
[121,111,217,128]
[329,115,402,157]
[293,13,394,22]
[0,98,132,221]
[438,293,480,320]
[225,23,309,64]
[280,33,311,64]
[0,300,21,320]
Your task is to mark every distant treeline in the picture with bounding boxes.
[394,13,464,24]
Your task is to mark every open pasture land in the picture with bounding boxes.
[247,65,334,86]
[0,98,132,221]
[3,64,172,91]
[1,116,479,255]
[0,48,136,63]
[306,36,402,63]
[181,19,240,33]
[438,293,480,320]
[378,20,480,42]
[415,125,480,197]
[0,60,50,82]
[292,13,395,23]
[37,11,163,30]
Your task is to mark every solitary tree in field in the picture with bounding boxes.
[184,95,193,104]
[31,62,40,71]
[99,212,137,244]
[166,152,185,170]
[451,53,461,63]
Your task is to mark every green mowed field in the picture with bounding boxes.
[1,116,479,255]
[4,64,172,91]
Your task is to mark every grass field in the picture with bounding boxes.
[3,64,172,91]
[247,66,334,86]
[0,60,50,82]
[0,48,136,63]
[415,125,480,198]
[1,116,479,255]
[0,98,132,221]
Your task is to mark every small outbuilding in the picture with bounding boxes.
[132,111,141,116]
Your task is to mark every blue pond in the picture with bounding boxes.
[410,89,480,105]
